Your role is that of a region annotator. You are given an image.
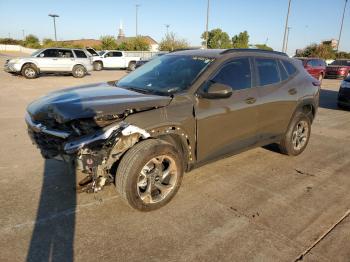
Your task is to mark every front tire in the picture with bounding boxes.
[93,61,103,71]
[115,139,184,211]
[21,64,38,79]
[72,65,86,78]
[279,112,311,156]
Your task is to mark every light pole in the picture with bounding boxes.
[22,29,25,40]
[285,27,291,54]
[282,0,292,52]
[48,14,59,41]
[205,0,210,48]
[165,24,170,35]
[337,0,348,51]
[136,4,140,36]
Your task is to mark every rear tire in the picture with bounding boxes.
[21,64,38,79]
[93,61,103,71]
[128,61,136,71]
[279,111,311,156]
[115,139,184,211]
[72,65,86,78]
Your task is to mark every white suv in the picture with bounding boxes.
[4,48,93,79]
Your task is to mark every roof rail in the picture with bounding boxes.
[170,48,201,53]
[220,48,288,57]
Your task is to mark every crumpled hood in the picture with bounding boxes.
[27,82,172,123]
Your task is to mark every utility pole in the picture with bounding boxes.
[136,4,140,36]
[337,0,348,51]
[205,0,210,48]
[48,14,59,41]
[285,27,291,54]
[282,0,292,52]
[165,24,170,35]
[22,29,25,40]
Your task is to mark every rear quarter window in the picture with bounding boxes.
[256,58,281,86]
[74,50,87,58]
[282,60,297,75]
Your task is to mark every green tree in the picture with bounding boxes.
[100,35,118,50]
[254,44,273,51]
[159,32,189,51]
[296,43,336,60]
[42,38,54,47]
[24,34,40,48]
[201,28,232,49]
[231,31,249,48]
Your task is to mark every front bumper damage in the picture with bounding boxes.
[25,112,150,193]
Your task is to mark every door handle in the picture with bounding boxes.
[52,58,58,60]
[245,97,256,104]
[288,88,297,95]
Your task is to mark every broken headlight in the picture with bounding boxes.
[94,114,122,127]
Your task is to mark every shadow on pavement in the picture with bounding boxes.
[26,159,76,262]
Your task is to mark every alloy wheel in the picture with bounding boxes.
[137,155,178,204]
[292,120,309,151]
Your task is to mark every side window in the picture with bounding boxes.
[278,60,289,81]
[282,60,297,75]
[57,50,73,58]
[211,58,252,90]
[41,49,59,58]
[104,52,112,57]
[74,50,87,58]
[256,58,280,86]
[112,52,123,57]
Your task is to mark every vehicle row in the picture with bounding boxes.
[296,57,350,82]
[4,47,144,79]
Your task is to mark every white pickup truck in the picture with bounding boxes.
[86,48,141,71]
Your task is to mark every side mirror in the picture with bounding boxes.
[39,53,44,58]
[199,82,232,99]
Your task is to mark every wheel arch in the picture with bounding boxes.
[21,62,39,72]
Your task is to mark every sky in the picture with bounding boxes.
[0,0,349,55]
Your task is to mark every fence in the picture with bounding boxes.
[0,44,167,59]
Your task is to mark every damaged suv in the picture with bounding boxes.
[25,49,320,211]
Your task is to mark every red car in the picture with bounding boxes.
[297,57,326,82]
[325,59,350,79]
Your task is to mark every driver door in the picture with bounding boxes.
[103,51,124,68]
[195,57,259,162]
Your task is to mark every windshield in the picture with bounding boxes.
[117,55,214,95]
[31,49,43,57]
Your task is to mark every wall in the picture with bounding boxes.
[0,44,37,54]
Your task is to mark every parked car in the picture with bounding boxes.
[325,59,350,79]
[25,49,320,211]
[90,50,141,71]
[338,75,350,108]
[4,48,93,79]
[135,53,165,69]
[296,57,326,82]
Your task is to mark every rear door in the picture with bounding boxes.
[254,57,298,141]
[55,49,75,71]
[103,51,124,68]
[196,57,259,162]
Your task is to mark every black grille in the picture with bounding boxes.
[27,128,64,158]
